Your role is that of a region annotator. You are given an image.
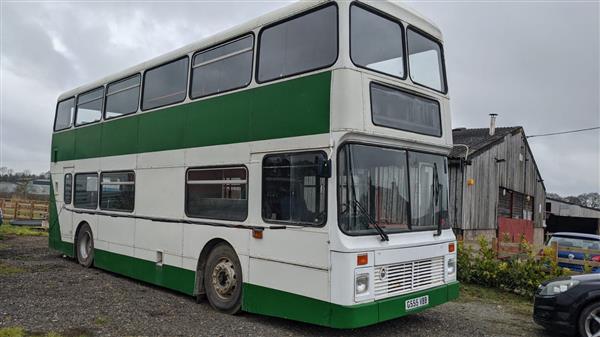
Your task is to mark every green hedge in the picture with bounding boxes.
[458,237,571,297]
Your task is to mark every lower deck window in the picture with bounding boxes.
[100,172,135,212]
[262,152,327,225]
[186,167,248,221]
[74,173,98,209]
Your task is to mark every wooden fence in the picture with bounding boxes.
[462,239,600,271]
[0,198,49,221]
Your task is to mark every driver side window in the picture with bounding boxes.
[262,151,327,225]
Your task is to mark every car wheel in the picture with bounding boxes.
[579,302,600,337]
[204,243,242,314]
[76,223,94,268]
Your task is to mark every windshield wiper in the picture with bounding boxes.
[352,199,389,242]
[346,147,389,242]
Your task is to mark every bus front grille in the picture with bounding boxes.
[374,256,445,299]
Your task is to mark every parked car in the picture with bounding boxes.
[534,274,600,337]
[546,232,600,273]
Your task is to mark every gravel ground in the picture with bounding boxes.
[0,235,554,337]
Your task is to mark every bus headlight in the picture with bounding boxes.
[447,257,456,275]
[355,273,369,295]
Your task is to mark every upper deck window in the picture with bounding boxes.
[142,57,188,110]
[350,4,405,79]
[191,35,254,99]
[370,82,441,137]
[54,97,75,131]
[407,28,446,93]
[105,74,140,119]
[76,87,104,126]
[257,4,338,83]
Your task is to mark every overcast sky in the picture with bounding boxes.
[1,0,598,196]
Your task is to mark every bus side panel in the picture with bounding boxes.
[48,176,74,257]
[101,116,139,157]
[50,71,332,163]
[242,282,332,327]
[74,124,102,160]
[138,106,185,154]
[51,132,75,163]
[250,71,331,141]
[183,90,252,147]
[93,248,196,295]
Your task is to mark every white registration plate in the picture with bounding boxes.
[405,295,429,310]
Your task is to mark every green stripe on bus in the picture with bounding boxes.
[51,71,332,162]
[48,178,74,257]
[243,281,460,329]
[94,249,196,296]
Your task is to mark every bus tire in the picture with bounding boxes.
[204,243,242,314]
[75,223,94,268]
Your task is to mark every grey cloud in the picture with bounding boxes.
[411,1,599,194]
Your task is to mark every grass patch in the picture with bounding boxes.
[0,327,76,337]
[0,224,47,238]
[93,316,108,325]
[459,283,533,316]
[0,327,26,337]
[0,261,25,275]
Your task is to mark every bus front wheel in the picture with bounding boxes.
[204,243,242,314]
[76,223,94,268]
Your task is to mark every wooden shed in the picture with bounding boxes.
[449,123,546,245]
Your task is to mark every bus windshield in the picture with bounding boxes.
[338,144,449,236]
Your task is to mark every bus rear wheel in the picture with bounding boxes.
[204,243,242,314]
[76,223,94,268]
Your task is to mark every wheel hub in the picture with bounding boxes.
[585,307,600,337]
[211,258,236,299]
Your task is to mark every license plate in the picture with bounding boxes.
[405,295,429,310]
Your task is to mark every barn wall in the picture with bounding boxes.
[458,130,546,232]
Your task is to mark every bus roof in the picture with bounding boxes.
[57,0,442,101]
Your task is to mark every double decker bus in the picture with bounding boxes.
[49,0,457,328]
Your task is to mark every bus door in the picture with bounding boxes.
[58,167,74,241]
[247,151,331,303]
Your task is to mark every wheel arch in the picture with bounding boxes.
[194,238,236,297]
[73,220,90,258]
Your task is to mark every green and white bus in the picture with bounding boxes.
[49,0,457,328]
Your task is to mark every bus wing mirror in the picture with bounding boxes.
[317,158,332,179]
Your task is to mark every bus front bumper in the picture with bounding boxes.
[330,281,460,328]
[243,281,460,329]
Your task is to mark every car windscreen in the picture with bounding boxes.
[548,236,600,250]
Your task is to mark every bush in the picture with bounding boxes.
[458,236,570,298]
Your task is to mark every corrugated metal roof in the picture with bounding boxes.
[450,126,522,158]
